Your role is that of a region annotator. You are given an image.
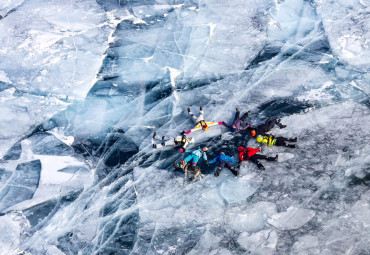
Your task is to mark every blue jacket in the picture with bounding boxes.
[209,154,237,164]
[185,148,207,161]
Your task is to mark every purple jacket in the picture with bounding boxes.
[223,120,251,131]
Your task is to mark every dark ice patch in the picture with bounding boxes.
[100,135,139,168]
[361,97,370,110]
[151,225,204,255]
[58,166,89,174]
[0,160,41,213]
[101,186,136,217]
[182,76,224,91]
[29,133,74,156]
[2,141,22,160]
[22,189,82,229]
[0,168,11,184]
[93,212,139,255]
[0,81,12,91]
[245,45,281,70]
[348,171,370,187]
[258,98,314,118]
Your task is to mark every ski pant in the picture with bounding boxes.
[275,137,296,148]
[263,117,285,131]
[234,110,249,122]
[183,155,200,166]
[214,161,238,176]
[152,135,173,149]
[152,135,188,150]
[249,154,275,169]
[189,110,204,124]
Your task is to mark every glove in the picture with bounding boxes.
[219,121,224,125]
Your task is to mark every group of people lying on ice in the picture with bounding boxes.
[152,106,297,178]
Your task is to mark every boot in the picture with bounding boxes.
[161,142,165,146]
[258,164,265,171]
[214,169,221,177]
[231,168,239,176]
[153,132,156,139]
[289,137,297,142]
[162,136,165,140]
[274,155,278,162]
[200,106,203,111]
[152,144,157,149]
[187,107,191,113]
[276,122,286,129]
[236,108,240,112]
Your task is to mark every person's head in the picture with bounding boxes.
[202,147,208,152]
[237,147,245,152]
[181,130,186,135]
[220,152,224,155]
[256,135,263,143]
[202,123,209,131]
[250,129,256,137]
[231,125,237,132]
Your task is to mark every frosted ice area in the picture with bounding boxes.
[0,0,369,254]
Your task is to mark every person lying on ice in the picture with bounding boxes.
[186,106,222,134]
[152,131,194,152]
[222,108,251,132]
[238,146,278,171]
[248,117,287,137]
[209,152,239,177]
[174,147,208,167]
[256,134,297,148]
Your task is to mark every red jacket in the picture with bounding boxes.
[238,146,260,161]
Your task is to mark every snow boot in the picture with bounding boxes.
[257,163,265,170]
[289,137,297,142]
[274,155,279,162]
[276,122,286,129]
[231,168,239,176]
[152,144,157,149]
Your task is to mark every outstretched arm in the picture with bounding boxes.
[186,127,199,134]
[225,155,237,163]
[239,123,251,131]
[206,121,223,127]
[209,156,219,164]
[222,121,232,128]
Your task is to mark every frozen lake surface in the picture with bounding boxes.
[0,0,369,254]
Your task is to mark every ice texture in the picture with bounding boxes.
[0,0,369,254]
[0,160,41,212]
